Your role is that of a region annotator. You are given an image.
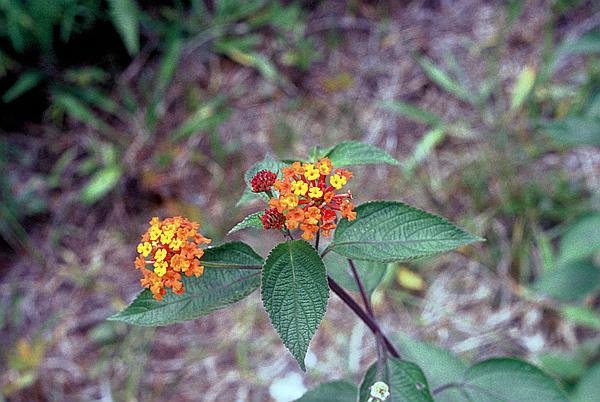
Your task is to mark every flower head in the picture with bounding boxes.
[368,381,390,401]
[251,170,277,193]
[136,216,211,301]
[264,157,356,240]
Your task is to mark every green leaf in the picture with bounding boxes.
[329,201,482,263]
[542,117,600,146]
[557,214,600,265]
[108,0,140,56]
[417,56,474,104]
[109,242,262,326]
[324,141,399,167]
[227,212,263,235]
[510,65,536,111]
[560,305,600,330]
[534,259,599,301]
[81,165,122,205]
[323,252,387,296]
[572,361,600,402]
[295,380,357,402]
[236,186,263,206]
[458,358,567,402]
[537,352,586,380]
[2,71,44,103]
[395,334,467,402]
[261,240,329,370]
[359,357,434,402]
[380,100,442,126]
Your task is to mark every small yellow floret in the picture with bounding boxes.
[154,261,167,277]
[137,242,152,257]
[291,180,308,196]
[155,248,167,261]
[329,174,346,189]
[308,187,323,198]
[149,225,162,241]
[303,164,320,181]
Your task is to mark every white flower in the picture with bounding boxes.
[368,381,390,401]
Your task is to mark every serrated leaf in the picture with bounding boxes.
[109,242,262,326]
[572,361,600,402]
[329,201,482,263]
[395,335,467,402]
[534,259,599,301]
[295,380,357,402]
[324,141,399,167]
[359,357,434,402]
[108,0,140,56]
[458,358,567,402]
[81,165,122,205]
[228,212,263,235]
[323,252,386,296]
[261,240,329,370]
[557,214,600,265]
[236,186,263,206]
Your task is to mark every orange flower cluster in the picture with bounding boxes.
[135,216,211,301]
[265,157,357,240]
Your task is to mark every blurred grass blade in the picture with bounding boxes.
[108,0,140,56]
[510,65,536,111]
[81,165,122,205]
[381,100,442,126]
[171,101,231,141]
[156,38,183,94]
[53,92,111,132]
[2,71,44,103]
[417,56,474,104]
[549,30,600,75]
[542,117,600,146]
[403,126,446,174]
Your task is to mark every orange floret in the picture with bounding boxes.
[135,216,211,300]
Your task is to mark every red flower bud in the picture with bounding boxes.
[251,170,277,193]
[261,208,285,230]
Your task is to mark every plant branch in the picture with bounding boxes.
[348,259,373,316]
[327,276,400,358]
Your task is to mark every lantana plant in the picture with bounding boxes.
[110,142,569,401]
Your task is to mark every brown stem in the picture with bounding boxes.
[327,276,400,358]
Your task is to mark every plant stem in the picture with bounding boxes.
[348,259,373,315]
[315,229,320,251]
[327,276,400,358]
[348,259,385,377]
